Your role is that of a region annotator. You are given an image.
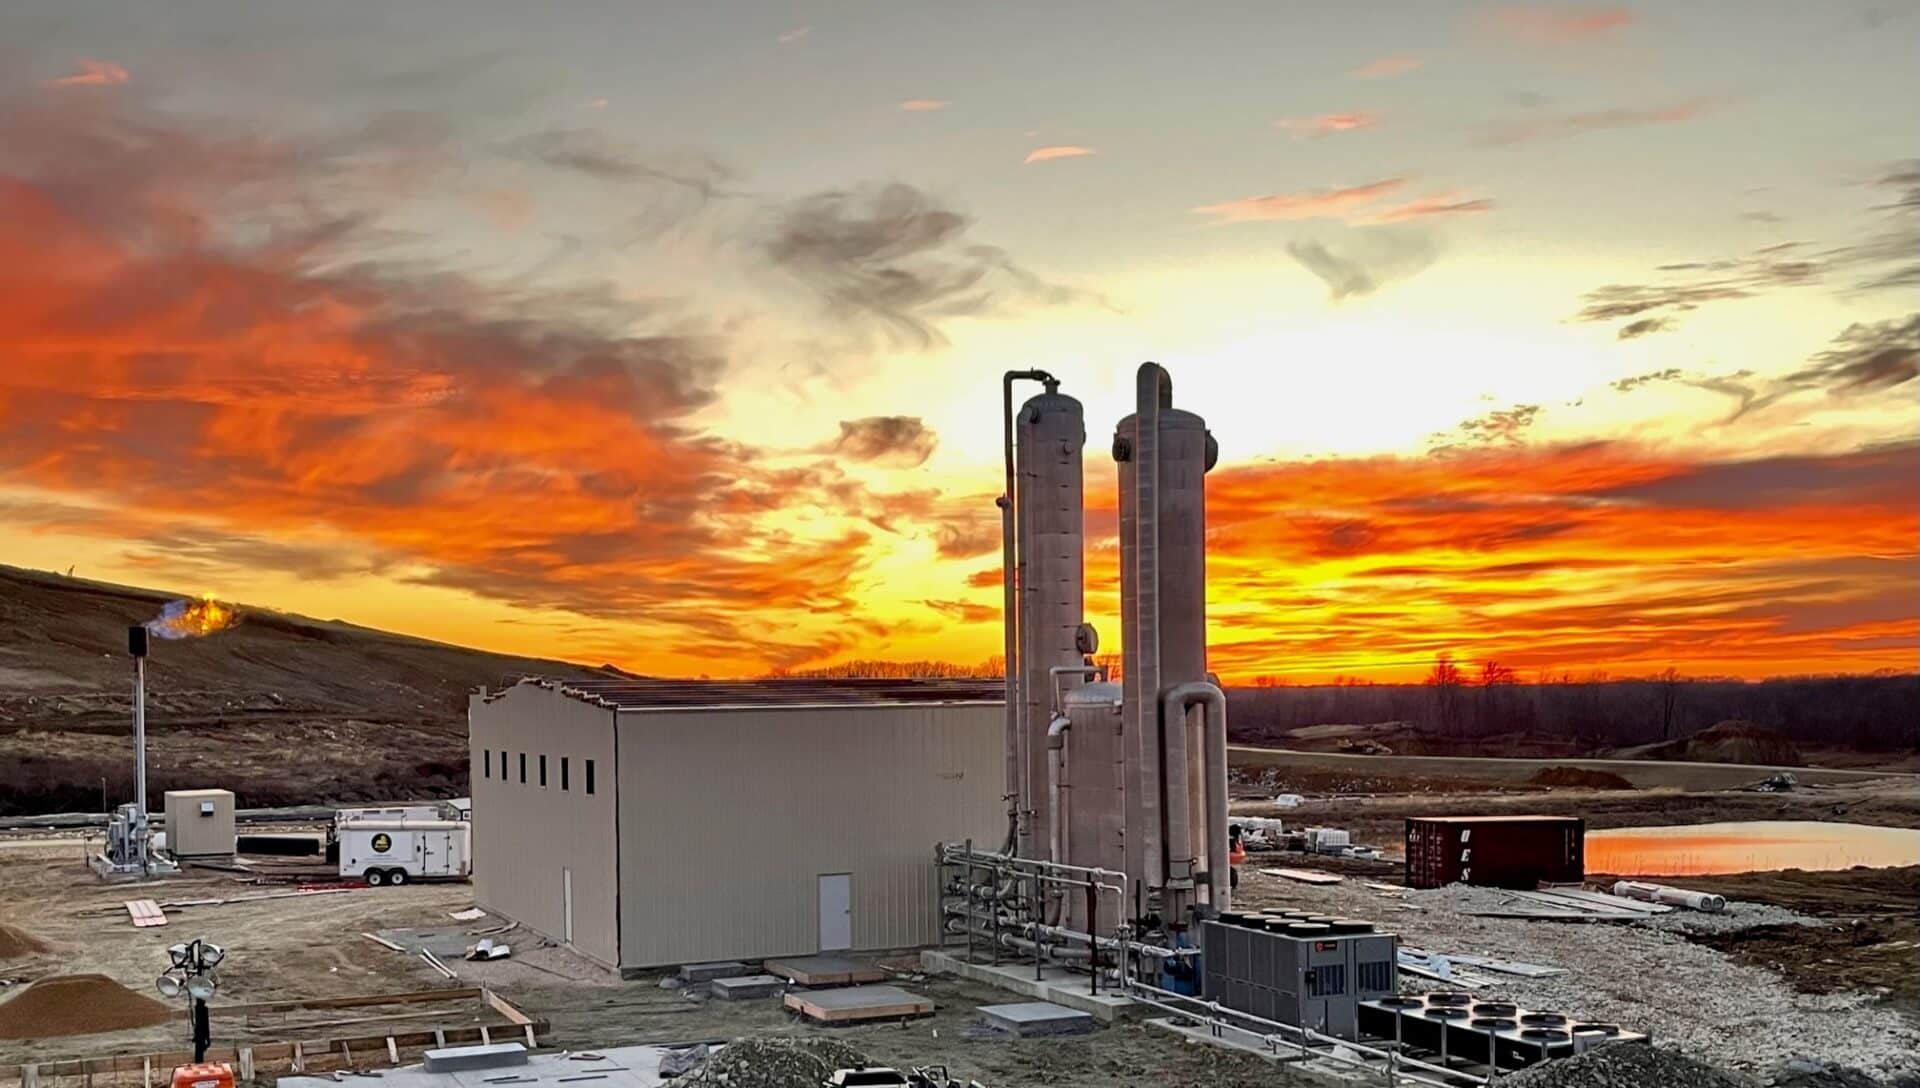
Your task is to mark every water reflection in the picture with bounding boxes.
[1586,820,1919,876]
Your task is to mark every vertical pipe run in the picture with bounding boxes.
[1047,714,1071,868]
[1133,364,1166,889]
[133,654,147,820]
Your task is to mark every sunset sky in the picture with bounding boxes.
[1,3,1914,682]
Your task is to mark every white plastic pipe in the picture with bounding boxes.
[1612,880,1727,913]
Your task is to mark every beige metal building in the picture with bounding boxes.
[162,788,236,859]
[467,677,1004,974]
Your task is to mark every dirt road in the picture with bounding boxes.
[1229,745,1914,790]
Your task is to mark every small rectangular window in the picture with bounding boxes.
[519,752,527,784]
[484,750,491,779]
[585,759,596,796]
[539,754,548,788]
[500,750,507,781]
[561,757,570,791]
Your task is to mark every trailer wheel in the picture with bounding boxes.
[366,870,386,887]
[389,869,410,886]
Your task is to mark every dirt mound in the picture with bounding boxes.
[0,923,48,960]
[1644,721,1805,768]
[0,973,173,1039]
[1530,766,1634,790]
[1502,1042,1755,1087]
[681,1036,869,1087]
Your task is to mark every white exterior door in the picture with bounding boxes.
[818,873,852,951]
[562,868,575,944]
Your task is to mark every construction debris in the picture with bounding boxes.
[0,924,47,960]
[679,1036,868,1087]
[1612,880,1728,913]
[464,938,511,961]
[1260,867,1342,885]
[419,949,458,979]
[449,908,487,921]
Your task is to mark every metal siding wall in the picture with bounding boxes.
[615,703,1003,969]
[468,686,620,968]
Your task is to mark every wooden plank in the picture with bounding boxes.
[387,1038,399,1065]
[238,1049,254,1082]
[1260,868,1343,886]
[482,989,534,1027]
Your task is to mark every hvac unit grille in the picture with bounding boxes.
[1310,965,1346,997]
[1359,959,1394,994]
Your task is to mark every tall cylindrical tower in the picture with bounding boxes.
[1114,362,1222,922]
[1014,390,1087,859]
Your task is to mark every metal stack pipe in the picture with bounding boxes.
[1008,375,1087,860]
[1115,362,1224,924]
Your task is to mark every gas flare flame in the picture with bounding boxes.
[147,594,239,639]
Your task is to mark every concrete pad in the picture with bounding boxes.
[783,984,933,1023]
[375,927,474,958]
[979,1001,1097,1037]
[678,959,749,983]
[709,973,786,1000]
[764,954,886,986]
[921,950,1135,1022]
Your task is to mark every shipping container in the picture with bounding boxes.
[1404,815,1584,890]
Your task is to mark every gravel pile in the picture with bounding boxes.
[680,1036,870,1087]
[1250,879,1920,1078]
[1502,1042,1758,1088]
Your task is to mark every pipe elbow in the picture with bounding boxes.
[1046,714,1071,747]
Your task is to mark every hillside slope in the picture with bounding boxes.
[0,564,614,815]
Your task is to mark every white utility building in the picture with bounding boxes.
[467,677,1004,975]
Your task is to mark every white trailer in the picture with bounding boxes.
[336,816,470,886]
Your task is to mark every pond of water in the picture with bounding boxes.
[1585,820,1919,876]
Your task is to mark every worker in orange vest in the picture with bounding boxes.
[1228,824,1247,889]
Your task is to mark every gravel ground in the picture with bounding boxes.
[1501,1041,1756,1087]
[1236,871,1920,1081]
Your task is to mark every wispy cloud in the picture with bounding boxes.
[1024,145,1096,164]
[1480,99,1713,145]
[1358,191,1495,224]
[759,182,1085,348]
[49,59,129,86]
[1198,179,1492,227]
[1274,111,1381,138]
[1349,55,1422,79]
[1194,178,1407,223]
[1480,6,1633,45]
[899,99,949,112]
[1616,317,1674,340]
[1287,234,1440,301]
[827,416,939,467]
[778,26,810,45]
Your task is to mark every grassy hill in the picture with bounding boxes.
[0,564,613,816]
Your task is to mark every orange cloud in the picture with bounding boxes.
[49,59,129,86]
[1193,179,1406,223]
[1481,100,1714,145]
[1350,55,1422,79]
[1274,112,1381,137]
[1481,6,1633,45]
[1024,145,1096,164]
[900,99,949,112]
[1358,190,1496,224]
[1188,441,1919,682]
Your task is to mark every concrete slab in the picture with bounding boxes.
[764,954,886,986]
[284,1044,674,1088]
[678,960,749,983]
[979,1001,1097,1037]
[422,1042,527,1073]
[783,984,933,1023]
[375,927,473,958]
[709,973,786,1000]
[920,950,1134,1022]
